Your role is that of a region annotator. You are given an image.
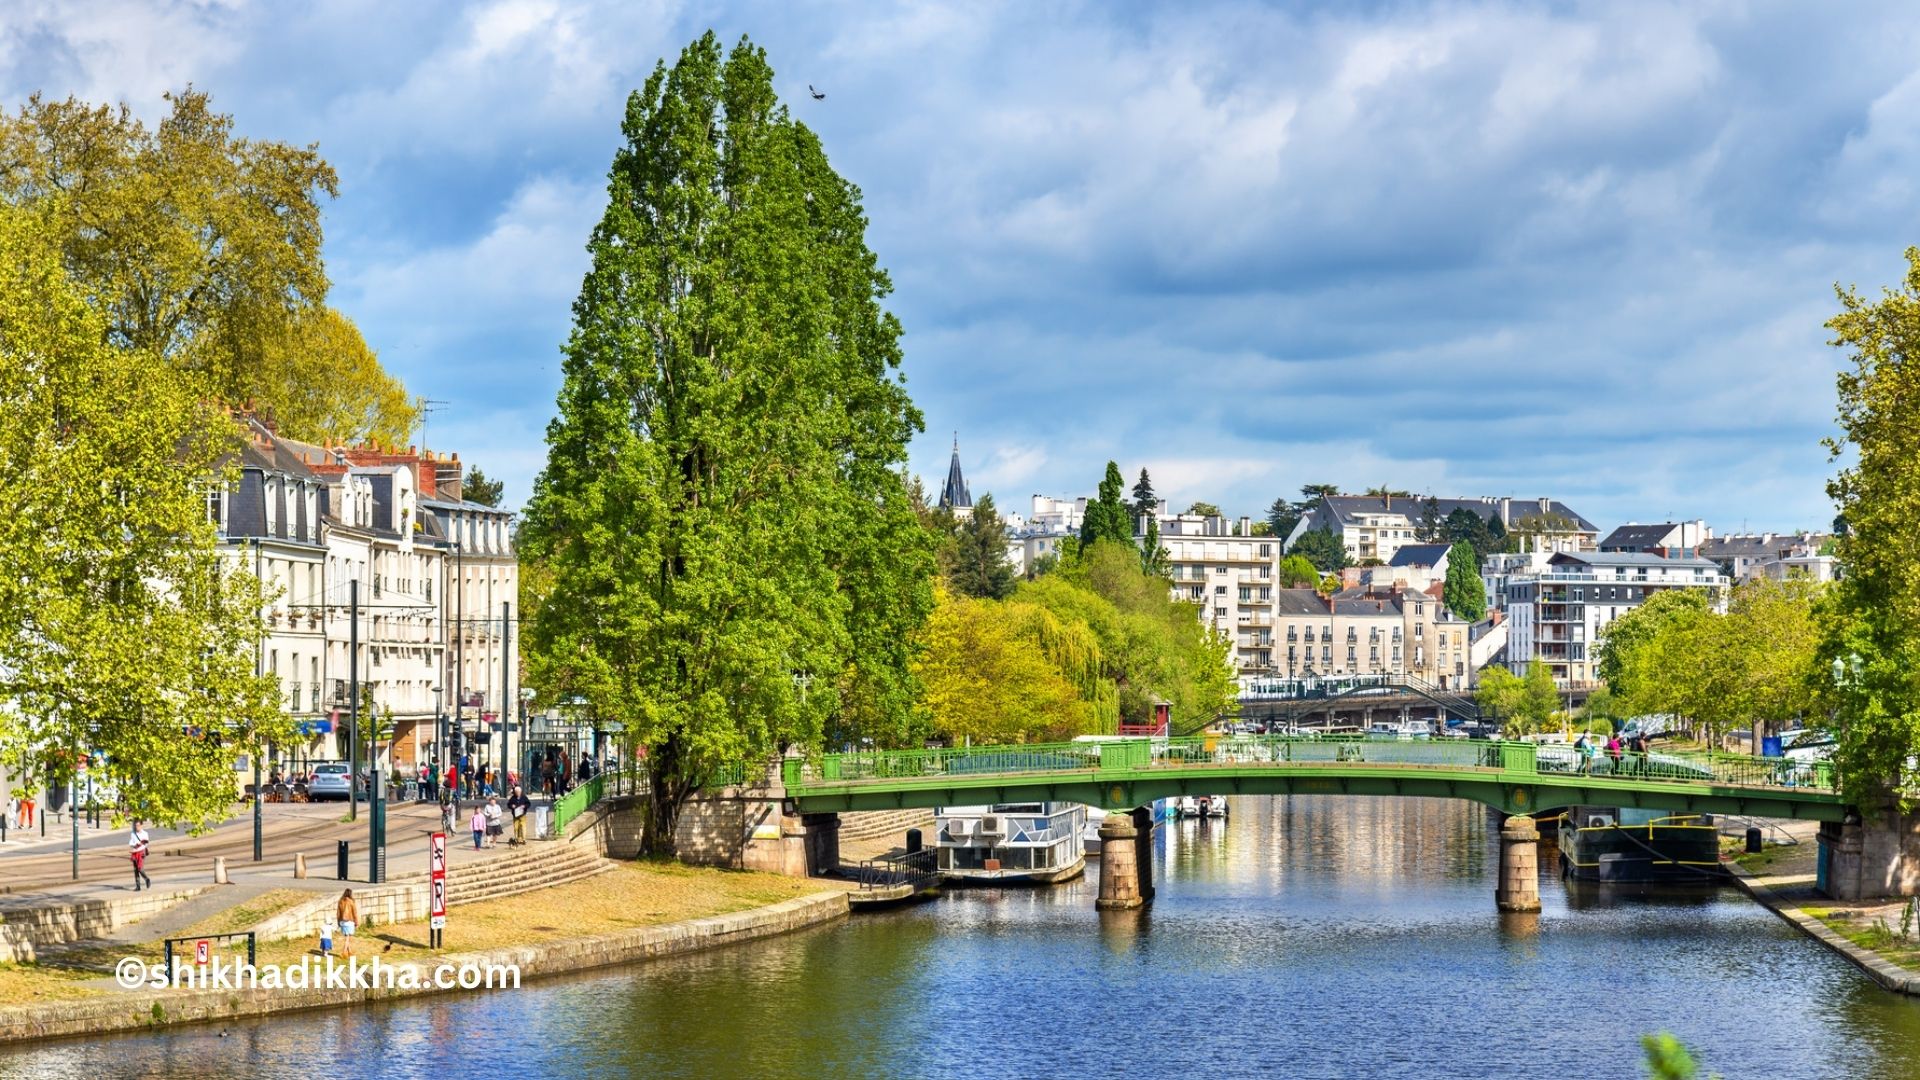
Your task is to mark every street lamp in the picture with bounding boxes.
[431,684,443,799]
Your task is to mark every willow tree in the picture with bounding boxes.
[0,206,286,826]
[520,34,935,853]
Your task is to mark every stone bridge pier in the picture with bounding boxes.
[1495,814,1541,913]
[675,760,838,877]
[1096,807,1157,910]
[1818,808,1920,900]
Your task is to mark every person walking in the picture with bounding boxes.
[1605,733,1623,774]
[484,797,504,848]
[1573,734,1591,775]
[128,819,152,891]
[336,889,359,958]
[469,804,486,850]
[507,786,531,846]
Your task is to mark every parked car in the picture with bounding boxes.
[307,762,353,801]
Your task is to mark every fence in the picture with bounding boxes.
[162,931,256,971]
[785,734,1837,795]
[854,847,937,893]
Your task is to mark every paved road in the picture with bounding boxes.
[0,795,556,896]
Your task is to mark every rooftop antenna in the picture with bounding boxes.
[418,398,449,455]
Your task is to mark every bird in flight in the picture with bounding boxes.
[808,84,826,100]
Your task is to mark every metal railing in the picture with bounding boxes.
[855,847,937,892]
[546,767,645,837]
[786,735,1837,796]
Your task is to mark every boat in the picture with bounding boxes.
[1556,806,1725,882]
[934,802,1087,884]
[1176,795,1200,818]
[1081,807,1108,853]
[1195,795,1229,819]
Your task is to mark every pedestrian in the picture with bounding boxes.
[484,796,503,848]
[1606,733,1623,774]
[319,918,334,957]
[1573,734,1591,775]
[19,794,32,830]
[540,758,555,797]
[128,818,152,891]
[445,762,458,803]
[1633,732,1651,775]
[418,762,431,803]
[507,785,531,846]
[470,804,486,850]
[336,889,359,958]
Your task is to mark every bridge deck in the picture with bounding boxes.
[782,736,1845,821]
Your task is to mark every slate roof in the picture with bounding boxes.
[937,437,971,510]
[1548,551,1720,570]
[1388,543,1451,567]
[1315,495,1596,533]
[1274,589,1329,616]
[1598,523,1683,550]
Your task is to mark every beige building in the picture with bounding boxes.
[1274,587,1473,689]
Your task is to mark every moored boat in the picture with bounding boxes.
[1556,806,1725,883]
[935,802,1087,884]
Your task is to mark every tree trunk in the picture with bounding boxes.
[641,735,690,857]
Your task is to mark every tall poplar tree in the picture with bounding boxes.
[951,493,1015,600]
[520,34,936,853]
[1078,461,1133,546]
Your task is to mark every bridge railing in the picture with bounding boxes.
[787,735,1836,795]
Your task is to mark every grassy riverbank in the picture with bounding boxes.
[1725,828,1920,988]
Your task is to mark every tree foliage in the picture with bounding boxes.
[1130,468,1157,519]
[1476,664,1559,735]
[912,588,1102,744]
[0,89,418,446]
[1816,247,1920,806]
[0,206,287,826]
[1078,461,1134,546]
[519,34,935,852]
[1289,527,1351,572]
[1597,581,1823,750]
[1442,541,1486,622]
[1020,542,1237,732]
[1186,501,1222,518]
[1278,554,1320,588]
[462,467,505,507]
[950,492,1015,600]
[1416,496,1443,542]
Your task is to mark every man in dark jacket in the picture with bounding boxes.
[506,786,532,845]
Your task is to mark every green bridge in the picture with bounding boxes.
[781,736,1847,822]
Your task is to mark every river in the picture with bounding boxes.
[7,795,1919,1079]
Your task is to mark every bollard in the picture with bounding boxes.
[294,852,308,879]
[214,856,229,885]
[336,840,350,881]
[1746,827,1763,854]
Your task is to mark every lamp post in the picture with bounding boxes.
[431,684,443,797]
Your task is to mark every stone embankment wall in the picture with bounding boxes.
[0,891,851,1044]
[0,888,212,963]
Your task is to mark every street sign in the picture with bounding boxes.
[430,875,447,918]
[429,832,447,876]
[194,939,210,966]
[430,914,446,930]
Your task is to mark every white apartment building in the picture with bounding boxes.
[214,420,331,764]
[1699,532,1837,583]
[1504,551,1728,687]
[1153,512,1279,679]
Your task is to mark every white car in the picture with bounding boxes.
[307,762,353,801]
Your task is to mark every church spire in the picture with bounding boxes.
[938,433,972,511]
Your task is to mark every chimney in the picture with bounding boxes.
[1239,516,1252,536]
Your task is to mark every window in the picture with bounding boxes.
[1215,607,1228,618]
[1239,586,1252,602]
[1321,645,1332,662]
[1347,647,1357,662]
[1214,585,1227,596]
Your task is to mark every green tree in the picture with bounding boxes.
[0,206,288,826]
[1416,496,1444,542]
[1269,483,1337,541]
[0,90,418,446]
[1140,516,1170,578]
[1476,665,1558,735]
[1078,461,1133,546]
[1366,485,1411,498]
[1278,554,1320,588]
[1818,247,1920,807]
[1266,496,1296,539]
[1444,507,1494,560]
[913,588,1104,744]
[1186,501,1222,518]
[1131,468,1158,519]
[951,493,1015,600]
[462,467,505,507]
[1442,541,1486,622]
[1289,527,1351,572]
[1597,590,1711,712]
[519,34,936,854]
[1486,512,1508,552]
[1505,511,1580,553]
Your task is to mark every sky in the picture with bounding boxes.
[5,1,1919,535]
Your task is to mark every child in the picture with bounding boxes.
[470,805,487,850]
[319,918,335,957]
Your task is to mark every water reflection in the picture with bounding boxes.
[7,795,1920,1080]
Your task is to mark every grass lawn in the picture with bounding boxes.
[0,961,105,1002]
[1805,905,1920,972]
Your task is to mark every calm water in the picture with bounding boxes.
[8,796,1920,1080]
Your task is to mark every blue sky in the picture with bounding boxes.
[7,1,1919,534]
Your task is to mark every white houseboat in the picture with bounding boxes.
[935,802,1088,884]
